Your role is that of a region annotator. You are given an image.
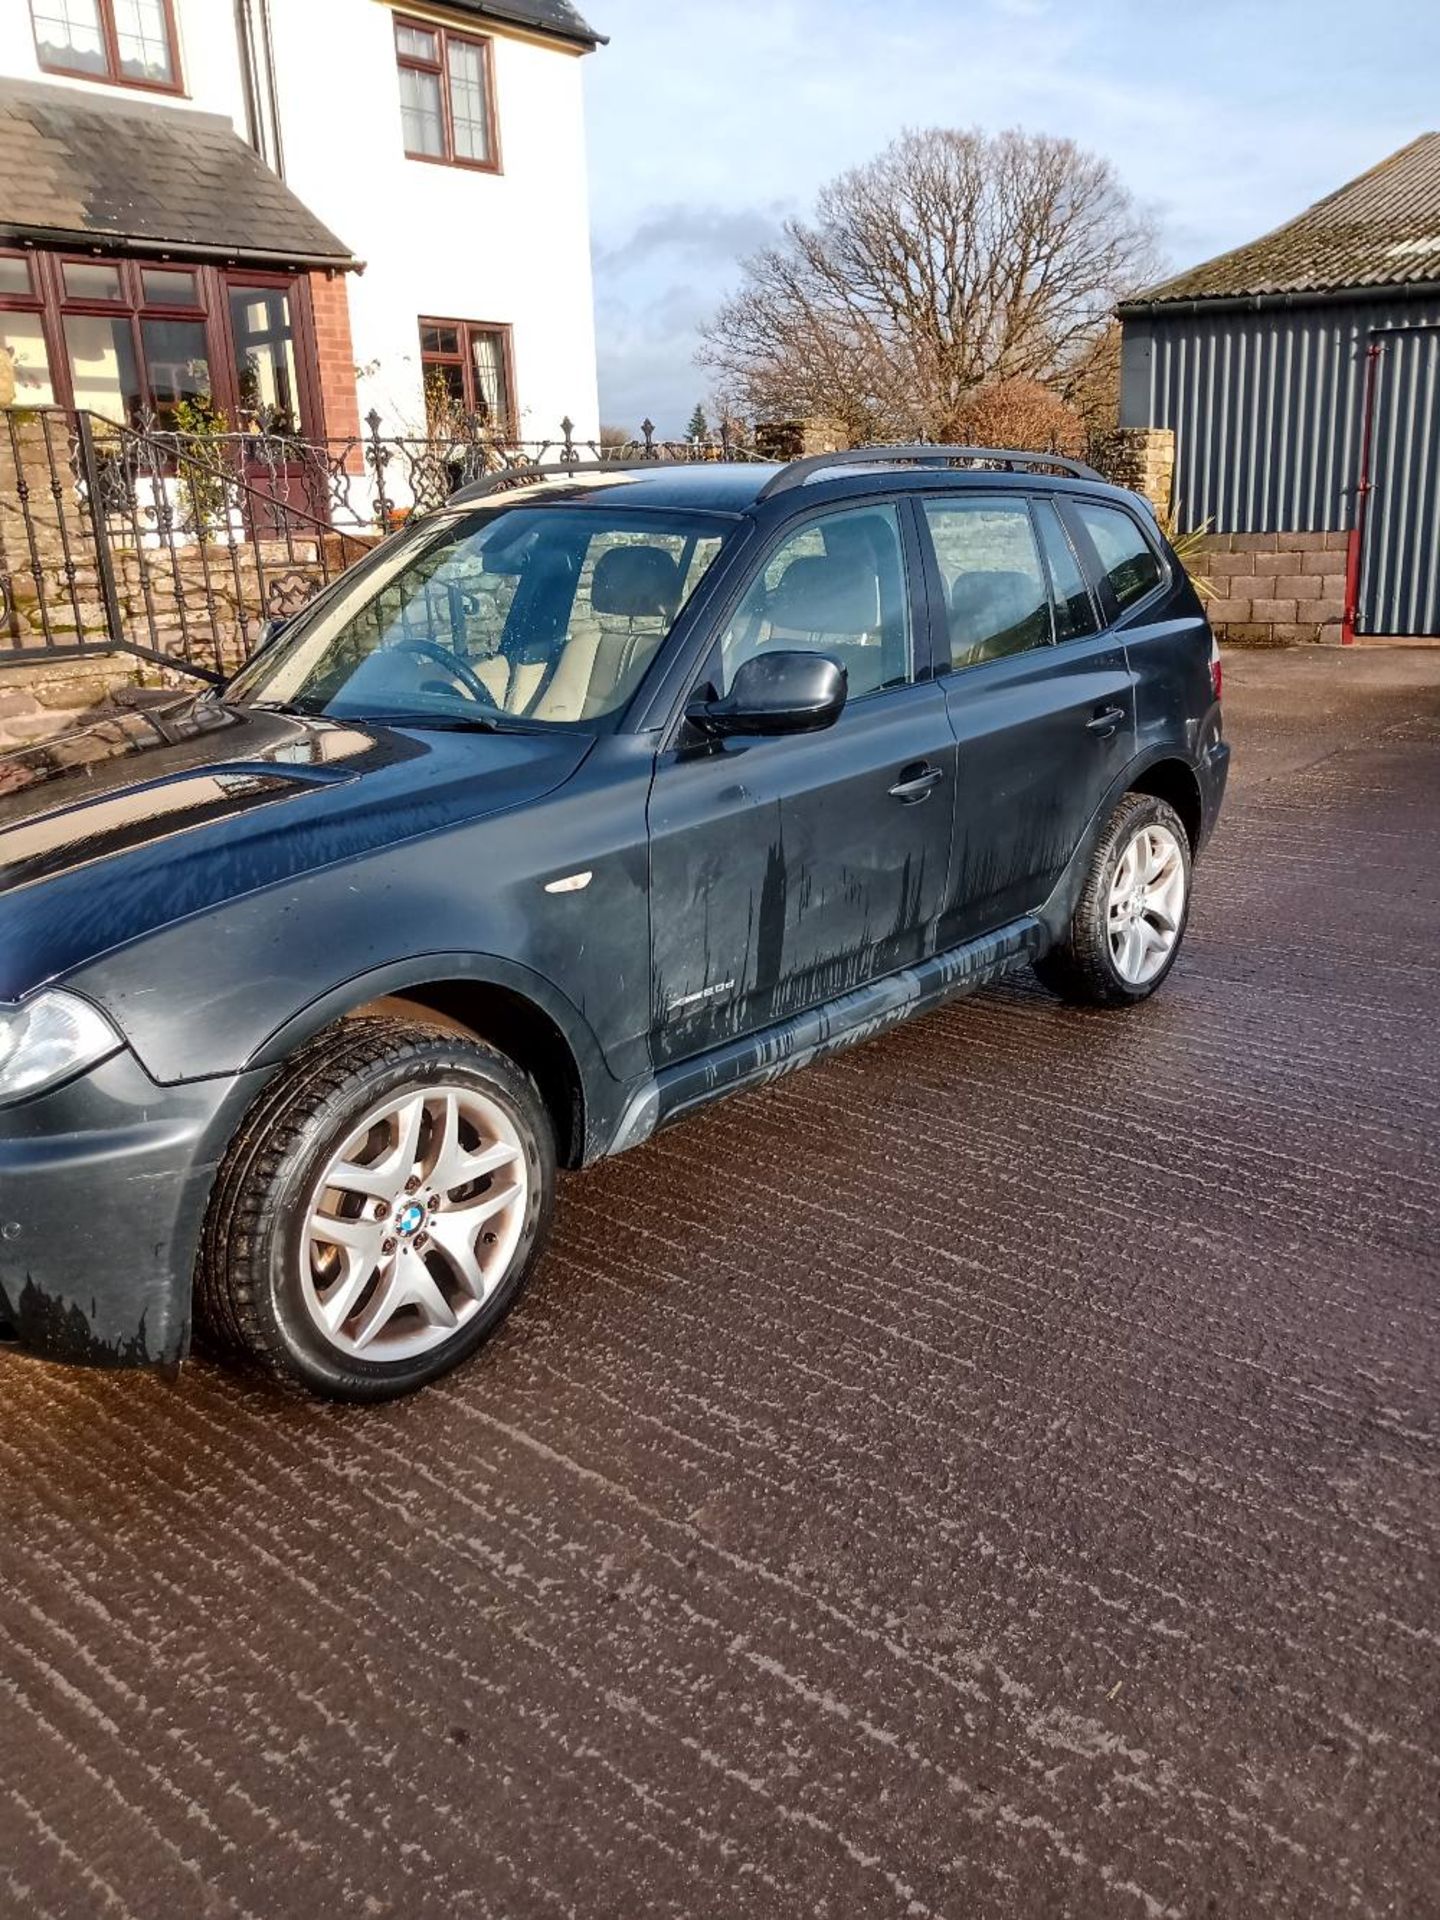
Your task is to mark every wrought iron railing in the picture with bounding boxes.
[0,406,760,680]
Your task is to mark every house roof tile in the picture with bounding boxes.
[429,0,605,48]
[0,79,357,270]
[1124,133,1440,308]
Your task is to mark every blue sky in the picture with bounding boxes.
[581,0,1440,434]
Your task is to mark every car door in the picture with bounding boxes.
[646,497,954,1066]
[1062,493,1210,766]
[918,491,1138,946]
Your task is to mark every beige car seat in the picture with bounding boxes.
[760,552,888,695]
[529,545,683,723]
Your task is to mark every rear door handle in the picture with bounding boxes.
[1087,705,1125,738]
[889,763,945,803]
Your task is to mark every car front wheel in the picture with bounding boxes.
[1034,792,1192,1007]
[200,1017,555,1400]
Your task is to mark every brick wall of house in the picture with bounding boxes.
[1197,532,1350,646]
[309,270,364,458]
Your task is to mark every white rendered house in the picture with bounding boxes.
[0,0,604,451]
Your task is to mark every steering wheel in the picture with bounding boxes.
[387,636,502,709]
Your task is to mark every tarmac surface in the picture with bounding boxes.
[2,648,1438,1919]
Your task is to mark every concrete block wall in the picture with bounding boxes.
[1197,532,1350,646]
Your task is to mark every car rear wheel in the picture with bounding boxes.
[1034,792,1192,1007]
[199,1017,555,1400]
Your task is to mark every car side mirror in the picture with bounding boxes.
[688,650,847,738]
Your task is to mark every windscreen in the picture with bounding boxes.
[230,505,729,728]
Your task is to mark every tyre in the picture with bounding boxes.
[1034,792,1192,1007]
[199,1016,555,1401]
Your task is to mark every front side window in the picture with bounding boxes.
[395,16,497,169]
[231,505,729,729]
[1072,500,1166,613]
[30,0,180,90]
[420,319,512,431]
[717,504,913,699]
[922,497,1051,670]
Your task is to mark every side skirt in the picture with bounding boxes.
[605,916,1041,1156]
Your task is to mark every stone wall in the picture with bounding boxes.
[1196,531,1349,647]
[753,417,851,461]
[1102,426,1175,516]
[0,652,150,752]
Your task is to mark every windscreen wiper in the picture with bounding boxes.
[352,709,531,734]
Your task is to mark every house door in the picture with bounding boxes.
[1356,324,1440,638]
[225,277,326,528]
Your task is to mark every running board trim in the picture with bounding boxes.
[606,916,1040,1156]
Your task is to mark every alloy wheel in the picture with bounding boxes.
[1107,823,1187,986]
[300,1083,528,1362]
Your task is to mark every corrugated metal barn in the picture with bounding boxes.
[1119,134,1440,641]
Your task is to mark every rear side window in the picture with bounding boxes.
[921,498,1051,670]
[1072,500,1165,612]
[1033,498,1098,642]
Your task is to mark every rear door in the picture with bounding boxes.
[1061,494,1211,767]
[646,498,954,1064]
[918,491,1137,945]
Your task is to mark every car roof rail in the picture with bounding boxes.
[447,458,727,504]
[756,444,1102,499]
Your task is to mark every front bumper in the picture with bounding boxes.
[0,1051,271,1368]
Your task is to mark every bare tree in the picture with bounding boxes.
[699,128,1159,445]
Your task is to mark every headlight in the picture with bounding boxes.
[0,991,121,1104]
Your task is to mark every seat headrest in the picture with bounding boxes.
[949,569,1042,625]
[591,545,682,618]
[767,554,879,636]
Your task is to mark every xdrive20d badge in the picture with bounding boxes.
[0,446,1228,1399]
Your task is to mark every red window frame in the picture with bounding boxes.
[419,317,516,432]
[0,250,42,307]
[0,251,324,436]
[394,14,501,173]
[0,247,58,407]
[28,0,185,96]
[53,255,221,427]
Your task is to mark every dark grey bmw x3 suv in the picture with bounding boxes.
[0,446,1227,1398]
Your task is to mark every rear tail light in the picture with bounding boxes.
[1209,639,1223,702]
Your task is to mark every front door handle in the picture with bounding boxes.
[1087,705,1126,738]
[889,763,945,803]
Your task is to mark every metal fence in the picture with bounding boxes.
[0,407,755,682]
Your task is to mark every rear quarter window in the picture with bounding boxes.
[1072,500,1166,612]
